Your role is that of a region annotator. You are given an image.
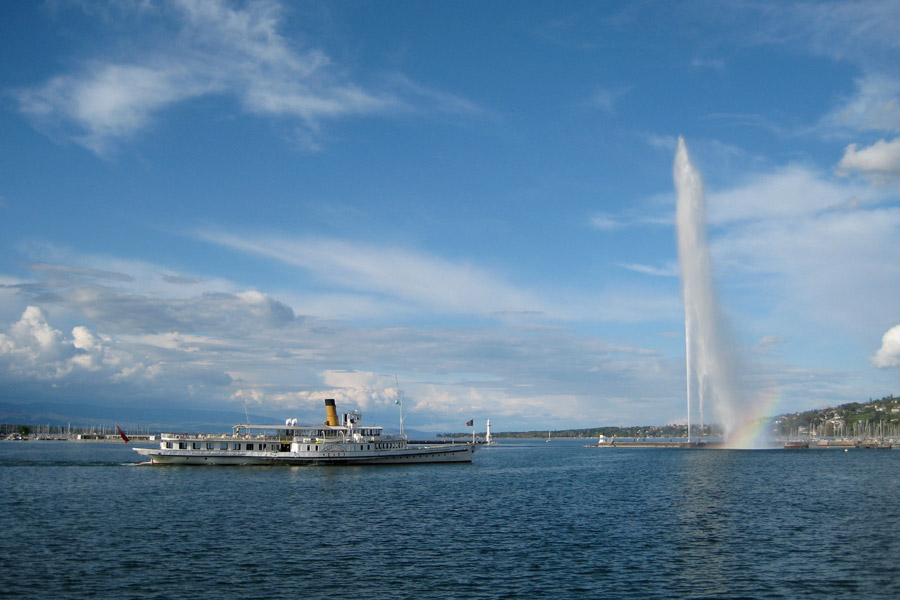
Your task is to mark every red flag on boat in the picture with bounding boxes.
[466,419,473,427]
[116,424,130,444]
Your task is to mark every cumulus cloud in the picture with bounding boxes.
[318,370,400,410]
[0,303,236,403]
[873,324,900,368]
[0,254,311,411]
[0,306,74,377]
[0,306,123,381]
[0,262,689,428]
[838,138,900,183]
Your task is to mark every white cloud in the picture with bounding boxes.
[718,206,900,321]
[750,3,900,71]
[757,335,787,348]
[0,306,73,373]
[0,306,119,381]
[195,229,682,323]
[0,302,238,406]
[586,86,630,113]
[708,164,875,225]
[873,324,900,368]
[839,138,900,183]
[618,262,679,277]
[0,254,692,428]
[196,230,550,318]
[703,159,900,343]
[14,0,456,154]
[590,214,622,230]
[821,74,900,134]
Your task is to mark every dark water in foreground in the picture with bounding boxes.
[1,440,899,599]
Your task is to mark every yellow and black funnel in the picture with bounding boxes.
[324,399,339,426]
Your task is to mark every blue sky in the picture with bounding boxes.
[1,0,899,432]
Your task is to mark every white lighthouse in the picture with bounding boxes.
[485,419,493,444]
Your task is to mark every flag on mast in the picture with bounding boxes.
[116,424,130,444]
[466,419,473,427]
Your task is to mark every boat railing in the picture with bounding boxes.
[161,432,287,441]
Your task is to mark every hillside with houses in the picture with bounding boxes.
[771,395,900,439]
[474,394,899,440]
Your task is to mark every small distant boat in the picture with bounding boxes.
[857,441,893,449]
[546,430,551,443]
[784,441,809,450]
[134,399,478,466]
[816,439,855,449]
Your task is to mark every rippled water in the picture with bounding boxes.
[1,440,899,599]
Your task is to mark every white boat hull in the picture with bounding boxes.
[134,444,476,466]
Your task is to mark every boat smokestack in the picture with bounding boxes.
[324,399,339,426]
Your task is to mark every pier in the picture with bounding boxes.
[584,440,720,448]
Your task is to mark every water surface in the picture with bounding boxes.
[1,440,898,598]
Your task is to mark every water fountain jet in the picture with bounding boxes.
[673,137,749,446]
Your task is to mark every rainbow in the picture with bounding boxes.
[721,388,782,449]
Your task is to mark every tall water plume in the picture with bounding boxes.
[673,137,745,443]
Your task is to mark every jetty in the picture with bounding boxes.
[584,439,719,448]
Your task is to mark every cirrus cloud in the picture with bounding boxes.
[13,0,473,154]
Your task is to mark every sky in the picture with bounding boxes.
[1,0,899,433]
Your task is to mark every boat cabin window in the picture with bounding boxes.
[178,442,187,449]
[246,443,254,451]
[232,443,241,450]
[206,443,214,450]
[165,442,173,449]
[219,442,228,450]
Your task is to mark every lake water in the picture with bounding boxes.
[1,439,899,599]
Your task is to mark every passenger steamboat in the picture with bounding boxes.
[134,399,477,465]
